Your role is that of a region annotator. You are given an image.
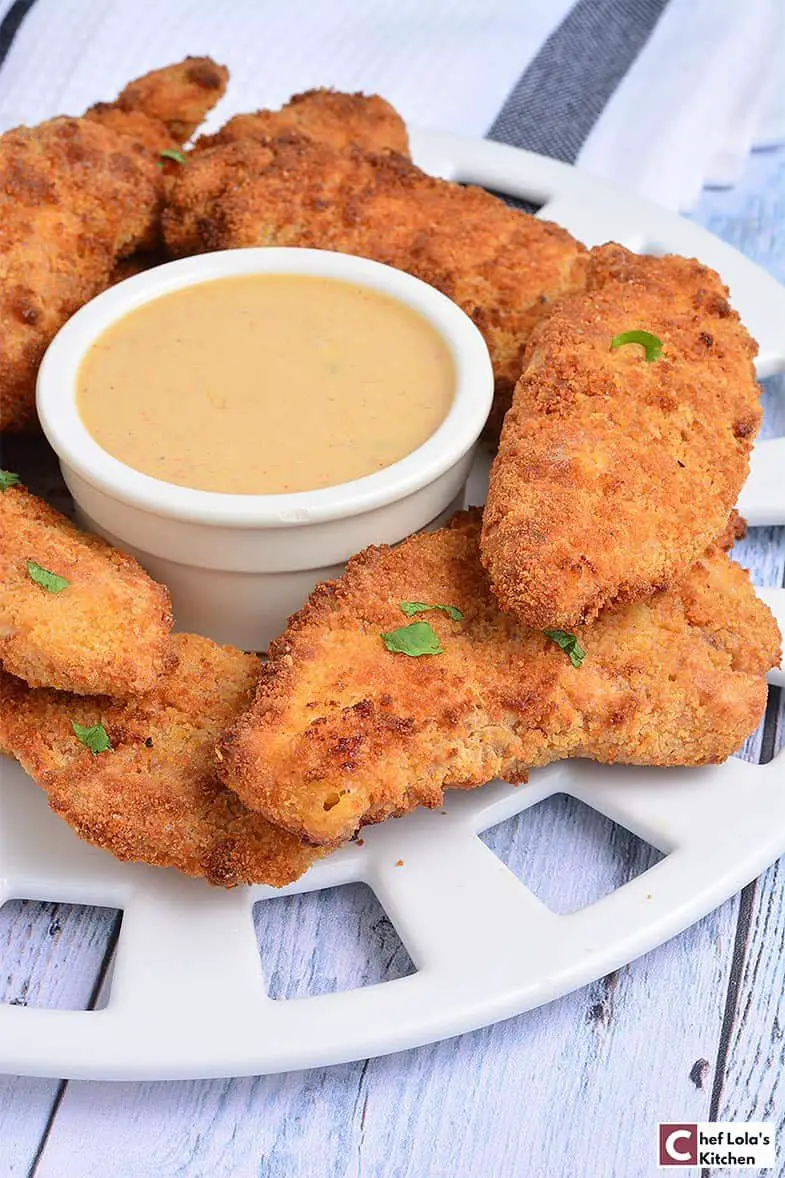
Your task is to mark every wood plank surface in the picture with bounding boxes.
[710,858,785,1167]
[0,900,119,1175]
[0,1076,61,1178]
[0,126,783,1178]
[26,901,740,1178]
[686,144,785,1178]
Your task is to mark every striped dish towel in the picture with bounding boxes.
[0,0,781,211]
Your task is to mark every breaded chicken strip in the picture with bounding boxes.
[0,483,172,697]
[162,136,587,429]
[194,89,408,156]
[88,56,228,147]
[0,634,321,887]
[482,244,762,629]
[218,511,780,846]
[0,118,160,432]
[0,57,227,432]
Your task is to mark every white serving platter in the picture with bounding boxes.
[1,130,783,1080]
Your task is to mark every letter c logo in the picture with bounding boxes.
[665,1130,693,1161]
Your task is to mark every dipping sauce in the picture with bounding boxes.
[77,274,455,494]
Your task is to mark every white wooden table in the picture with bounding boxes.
[0,147,783,1177]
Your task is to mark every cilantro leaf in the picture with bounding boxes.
[159,149,187,165]
[610,330,663,362]
[0,470,20,492]
[400,601,464,622]
[71,721,111,755]
[381,621,444,657]
[544,628,586,668]
[26,560,69,594]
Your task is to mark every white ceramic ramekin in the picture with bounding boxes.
[37,248,494,650]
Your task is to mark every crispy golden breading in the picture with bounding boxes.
[0,58,227,432]
[162,136,587,428]
[86,107,180,156]
[0,118,161,432]
[0,634,321,887]
[481,244,763,629]
[0,485,173,696]
[194,88,409,156]
[88,56,228,147]
[218,511,780,846]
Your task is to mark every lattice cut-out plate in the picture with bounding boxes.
[1,131,784,1079]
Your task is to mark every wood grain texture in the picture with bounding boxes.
[481,791,664,913]
[254,882,414,999]
[0,139,783,1178]
[27,901,739,1178]
[0,898,118,1010]
[711,859,785,1150]
[15,794,746,1178]
[0,899,119,1176]
[0,1076,62,1178]
[689,145,785,1178]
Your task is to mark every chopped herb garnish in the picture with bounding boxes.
[0,469,20,492]
[544,628,586,668]
[159,148,187,165]
[400,601,464,622]
[610,330,663,362]
[381,621,444,657]
[26,560,69,594]
[71,721,111,755]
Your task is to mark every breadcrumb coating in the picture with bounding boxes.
[219,511,779,846]
[0,633,322,887]
[481,244,762,628]
[89,56,228,146]
[194,88,408,156]
[0,485,173,697]
[0,57,227,431]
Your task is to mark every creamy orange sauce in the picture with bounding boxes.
[77,274,455,494]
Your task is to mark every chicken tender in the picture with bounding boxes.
[0,118,161,432]
[0,58,227,432]
[0,634,321,887]
[194,88,408,156]
[89,55,228,146]
[0,483,172,696]
[482,244,762,629]
[162,136,587,429]
[218,511,780,846]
